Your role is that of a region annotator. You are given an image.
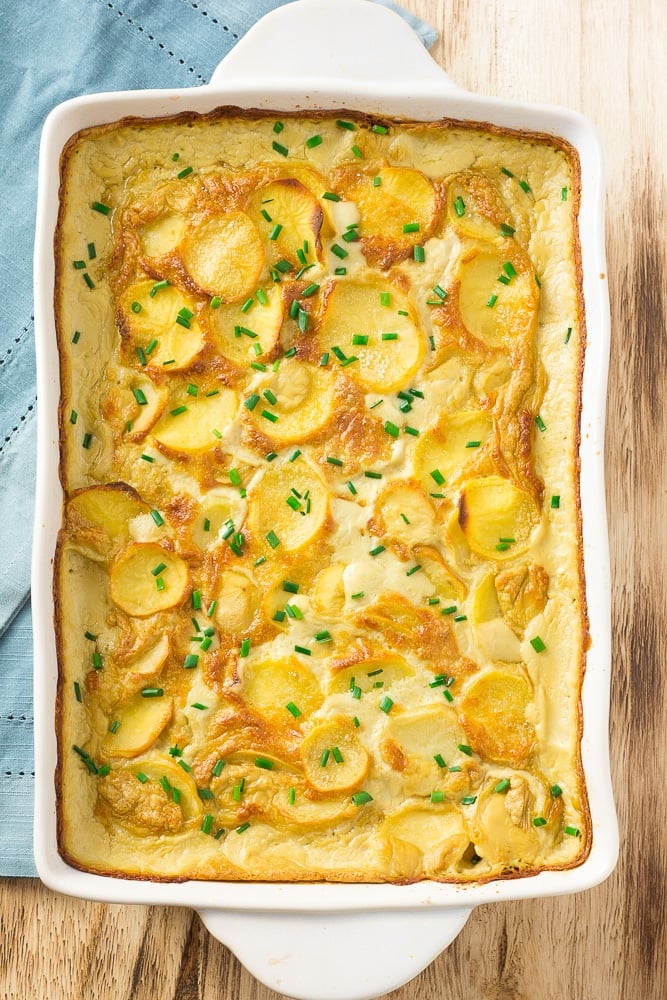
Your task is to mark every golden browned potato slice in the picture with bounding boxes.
[382,801,469,872]
[318,278,424,392]
[271,781,357,831]
[214,569,260,633]
[333,165,438,261]
[179,211,265,301]
[241,656,324,721]
[373,482,437,545]
[110,542,189,617]
[328,654,414,695]
[102,693,174,759]
[458,475,540,560]
[301,719,369,793]
[189,489,244,550]
[245,360,336,445]
[471,774,541,867]
[446,171,508,241]
[457,248,537,348]
[310,563,346,617]
[205,283,283,367]
[139,212,186,258]
[122,633,171,678]
[414,410,494,494]
[247,461,330,552]
[68,484,150,541]
[124,376,168,438]
[495,563,549,633]
[413,545,467,603]
[150,386,237,454]
[128,757,203,822]
[387,704,467,766]
[118,280,205,371]
[459,668,536,766]
[248,179,323,267]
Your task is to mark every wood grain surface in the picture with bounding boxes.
[3,1,666,997]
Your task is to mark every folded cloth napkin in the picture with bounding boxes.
[0,0,436,878]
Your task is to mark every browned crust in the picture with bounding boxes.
[53,106,592,881]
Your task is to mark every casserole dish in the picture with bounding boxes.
[33,1,617,997]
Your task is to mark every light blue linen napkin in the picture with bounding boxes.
[0,0,436,877]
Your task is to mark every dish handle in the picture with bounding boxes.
[208,0,454,90]
[198,904,472,1000]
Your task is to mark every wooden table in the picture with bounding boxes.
[3,1,665,996]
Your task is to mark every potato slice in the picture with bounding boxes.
[110,542,189,617]
[246,360,336,445]
[248,179,323,267]
[413,545,467,603]
[495,563,549,633]
[382,801,469,872]
[139,212,186,258]
[118,280,205,371]
[310,563,346,617]
[151,387,237,454]
[102,693,173,759]
[387,704,466,765]
[446,172,507,241]
[247,461,330,553]
[68,484,150,541]
[332,165,438,262]
[128,758,203,822]
[123,634,171,678]
[318,278,424,392]
[459,668,536,766]
[125,376,168,438]
[328,654,414,695]
[271,781,357,831]
[457,248,537,348]
[471,775,541,866]
[301,719,369,793]
[413,410,494,493]
[374,482,436,545]
[242,656,324,721]
[189,489,244,550]
[214,569,260,633]
[458,475,540,560]
[179,211,265,301]
[206,284,283,367]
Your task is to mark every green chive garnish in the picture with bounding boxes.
[286,701,302,719]
[494,778,510,793]
[369,545,385,557]
[91,201,110,215]
[530,635,546,653]
[352,791,373,805]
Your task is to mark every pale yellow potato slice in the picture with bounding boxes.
[386,704,467,765]
[102,693,174,759]
[246,360,336,445]
[110,542,189,617]
[128,758,203,821]
[68,484,150,541]
[301,719,369,793]
[151,387,237,454]
[328,655,414,695]
[458,475,540,560]
[446,172,506,241]
[457,248,537,348]
[179,211,265,301]
[333,165,438,256]
[471,572,501,623]
[139,212,186,258]
[317,278,424,392]
[248,179,323,267]
[118,280,205,371]
[271,782,357,831]
[413,545,467,603]
[459,669,536,766]
[310,563,346,617]
[374,482,436,545]
[471,775,541,867]
[247,462,329,552]
[206,284,283,367]
[382,801,469,872]
[242,657,324,721]
[214,569,260,633]
[413,410,493,492]
[126,376,168,438]
[189,489,243,550]
[123,633,171,677]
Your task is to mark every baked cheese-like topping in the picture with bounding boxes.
[54,112,589,882]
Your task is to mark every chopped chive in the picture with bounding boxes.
[384,421,400,438]
[373,176,381,187]
[266,530,280,549]
[289,449,302,462]
[91,201,110,215]
[352,333,369,346]
[140,453,154,463]
[434,754,447,768]
[268,224,283,241]
[551,495,561,509]
[371,123,388,134]
[201,814,214,835]
[286,701,302,719]
[458,744,473,757]
[83,273,95,289]
[315,630,332,644]
[500,222,516,237]
[351,144,363,158]
[327,456,343,467]
[519,179,531,193]
[565,327,573,344]
[364,470,382,479]
[69,410,78,425]
[283,580,299,594]
[443,689,454,703]
[331,746,344,764]
[533,816,548,827]
[465,440,481,448]
[236,822,251,834]
[430,790,445,803]
[228,467,242,486]
[255,757,273,770]
[177,166,193,179]
[346,481,358,495]
[272,141,288,156]
[273,609,287,623]
[535,273,542,287]
[71,330,81,344]
[73,681,82,702]
[261,409,279,423]
[192,590,202,610]
[564,826,581,837]
[184,653,199,669]
[210,295,221,309]
[351,685,362,699]
[211,759,226,778]
[150,562,167,577]
[413,245,425,262]
[132,387,148,406]
[369,545,385,557]
[535,414,547,432]
[294,645,311,656]
[322,191,341,201]
[379,695,393,714]
[150,279,170,297]
[453,195,465,217]
[530,635,546,653]
[487,294,498,308]
[331,243,348,259]
[352,791,373,805]
[381,332,399,343]
[141,687,164,698]
[404,426,419,437]
[306,134,323,148]
[265,451,278,462]
[495,778,511,793]
[206,600,217,617]
[136,346,147,365]
[453,614,467,622]
[406,564,422,577]
[430,469,445,486]
[72,745,98,774]
[320,749,330,767]
[337,120,356,130]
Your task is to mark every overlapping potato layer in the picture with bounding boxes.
[56,113,585,882]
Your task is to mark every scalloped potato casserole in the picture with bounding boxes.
[54,110,590,882]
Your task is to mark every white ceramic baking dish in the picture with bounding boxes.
[32,2,617,998]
